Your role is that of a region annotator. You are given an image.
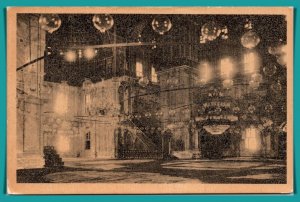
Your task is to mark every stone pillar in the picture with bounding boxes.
[114,128,120,159]
[272,133,279,158]
[17,14,46,169]
[162,130,172,159]
[184,127,190,150]
[192,129,201,159]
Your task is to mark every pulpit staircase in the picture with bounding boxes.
[43,146,64,168]
[120,120,161,159]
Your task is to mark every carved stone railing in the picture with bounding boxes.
[121,150,161,159]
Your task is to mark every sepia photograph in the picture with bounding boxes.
[7,7,293,194]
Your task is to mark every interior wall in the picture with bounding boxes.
[16,14,46,157]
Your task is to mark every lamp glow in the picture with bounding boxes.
[277,53,287,66]
[243,51,261,74]
[64,50,77,62]
[220,57,235,79]
[152,15,172,35]
[78,50,83,59]
[39,14,61,34]
[93,14,114,33]
[84,48,96,60]
[198,62,212,84]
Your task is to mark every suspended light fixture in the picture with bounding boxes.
[263,63,277,77]
[271,81,282,93]
[244,18,253,30]
[268,45,285,55]
[151,15,172,35]
[201,21,222,42]
[39,14,62,34]
[199,21,228,44]
[276,53,287,66]
[241,30,260,49]
[268,39,287,67]
[220,26,229,40]
[240,19,260,49]
[92,14,114,33]
[268,39,286,55]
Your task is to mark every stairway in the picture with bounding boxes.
[127,120,158,150]
[43,146,64,168]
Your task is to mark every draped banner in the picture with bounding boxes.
[203,124,230,135]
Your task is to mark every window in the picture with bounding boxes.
[136,61,143,77]
[85,132,91,150]
[151,66,158,83]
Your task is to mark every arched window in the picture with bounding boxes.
[85,132,91,150]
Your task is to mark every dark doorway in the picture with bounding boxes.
[200,131,230,159]
[162,130,172,159]
[278,132,287,159]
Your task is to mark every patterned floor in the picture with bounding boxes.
[17,158,286,183]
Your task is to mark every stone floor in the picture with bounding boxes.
[17,158,286,184]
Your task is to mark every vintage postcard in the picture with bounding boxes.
[7,7,293,194]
